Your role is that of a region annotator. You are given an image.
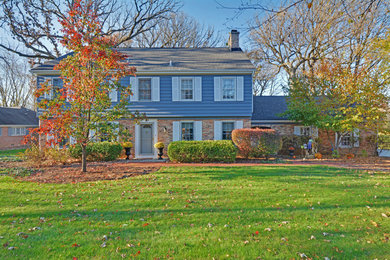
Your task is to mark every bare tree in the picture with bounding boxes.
[249,0,389,86]
[0,53,35,109]
[252,62,281,96]
[133,12,222,48]
[0,0,179,60]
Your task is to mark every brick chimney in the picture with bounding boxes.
[228,30,241,51]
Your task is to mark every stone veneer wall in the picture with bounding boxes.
[255,123,376,156]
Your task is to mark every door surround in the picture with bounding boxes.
[134,120,158,159]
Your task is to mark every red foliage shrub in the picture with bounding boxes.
[231,128,282,159]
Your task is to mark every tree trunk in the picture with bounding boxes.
[81,144,87,173]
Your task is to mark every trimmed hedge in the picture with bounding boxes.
[69,141,122,161]
[232,128,282,158]
[167,140,237,163]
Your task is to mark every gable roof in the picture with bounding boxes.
[251,96,290,121]
[0,107,39,126]
[31,48,254,74]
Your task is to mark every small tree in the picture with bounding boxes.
[285,60,389,153]
[27,0,142,172]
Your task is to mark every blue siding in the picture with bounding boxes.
[37,74,253,118]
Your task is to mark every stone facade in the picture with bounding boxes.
[0,127,28,150]
[253,122,376,156]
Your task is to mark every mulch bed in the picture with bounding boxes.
[2,156,388,184]
[17,161,160,184]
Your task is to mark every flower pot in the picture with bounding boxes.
[124,147,131,160]
[157,147,163,160]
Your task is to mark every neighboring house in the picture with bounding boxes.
[31,30,254,158]
[0,107,39,150]
[252,96,376,155]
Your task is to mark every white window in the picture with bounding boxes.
[214,76,244,101]
[8,127,26,136]
[43,77,62,100]
[222,77,236,100]
[181,122,194,140]
[180,78,194,100]
[294,126,318,137]
[130,77,160,102]
[172,77,202,101]
[172,121,202,141]
[337,130,359,148]
[214,120,243,140]
[139,78,152,101]
[222,122,235,140]
[109,89,118,102]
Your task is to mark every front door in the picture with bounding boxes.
[140,124,153,155]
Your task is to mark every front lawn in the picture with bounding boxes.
[0,166,388,259]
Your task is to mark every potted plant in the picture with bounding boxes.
[122,142,133,160]
[288,146,295,157]
[154,142,165,160]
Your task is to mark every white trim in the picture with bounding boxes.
[252,120,294,123]
[221,76,237,101]
[136,77,153,102]
[134,120,158,159]
[179,77,195,101]
[0,125,38,128]
[151,77,160,102]
[32,69,254,76]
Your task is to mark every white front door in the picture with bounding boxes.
[135,121,157,158]
[140,124,153,155]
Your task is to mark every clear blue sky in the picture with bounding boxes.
[181,0,280,49]
[181,0,259,49]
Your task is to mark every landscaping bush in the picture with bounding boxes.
[24,145,71,167]
[69,141,122,161]
[232,129,282,159]
[167,140,237,163]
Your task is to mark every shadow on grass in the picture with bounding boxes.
[179,166,361,181]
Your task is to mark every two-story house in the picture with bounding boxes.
[31,30,255,158]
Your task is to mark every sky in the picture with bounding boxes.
[180,0,283,50]
[180,0,270,50]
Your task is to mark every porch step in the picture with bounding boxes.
[125,158,168,163]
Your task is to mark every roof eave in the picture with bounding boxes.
[31,68,255,76]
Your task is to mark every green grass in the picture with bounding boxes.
[0,166,389,259]
[0,149,25,162]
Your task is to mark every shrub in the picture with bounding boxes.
[167,140,237,163]
[232,129,282,159]
[24,145,71,167]
[69,141,122,161]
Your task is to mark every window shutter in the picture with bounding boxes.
[214,77,221,101]
[44,78,53,99]
[109,90,118,102]
[194,121,202,141]
[312,127,319,137]
[0,127,2,136]
[172,121,180,141]
[172,77,179,101]
[152,77,160,101]
[235,120,244,129]
[8,127,13,136]
[353,129,360,147]
[194,77,202,101]
[236,76,244,101]
[214,121,222,140]
[294,126,301,136]
[130,77,138,101]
